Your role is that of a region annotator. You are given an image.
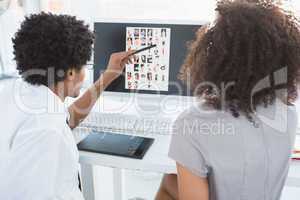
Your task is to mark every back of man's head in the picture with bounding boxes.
[13,12,95,86]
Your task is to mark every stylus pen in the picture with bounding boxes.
[129,44,157,56]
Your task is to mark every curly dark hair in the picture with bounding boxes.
[179,0,300,119]
[13,12,94,86]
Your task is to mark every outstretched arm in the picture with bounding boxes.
[68,51,134,129]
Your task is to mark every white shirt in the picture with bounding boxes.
[0,78,84,200]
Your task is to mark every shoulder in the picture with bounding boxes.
[255,99,298,132]
[176,102,230,122]
[12,113,70,145]
[11,118,66,151]
[173,103,237,136]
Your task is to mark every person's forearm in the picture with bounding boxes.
[68,72,115,129]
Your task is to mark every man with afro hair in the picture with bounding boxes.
[0,12,134,199]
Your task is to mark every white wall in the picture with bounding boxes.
[70,0,216,23]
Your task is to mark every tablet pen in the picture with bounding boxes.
[129,44,157,56]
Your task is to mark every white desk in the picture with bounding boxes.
[73,96,182,200]
[78,133,175,200]
[74,97,300,200]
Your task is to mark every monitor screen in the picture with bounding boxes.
[94,22,203,96]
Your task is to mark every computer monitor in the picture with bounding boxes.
[93,20,206,113]
[94,21,205,94]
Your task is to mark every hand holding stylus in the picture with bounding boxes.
[103,50,136,82]
[103,44,157,83]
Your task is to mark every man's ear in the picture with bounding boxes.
[65,68,76,81]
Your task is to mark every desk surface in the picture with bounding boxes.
[74,97,300,185]
[73,96,179,174]
[79,133,176,174]
[76,129,300,185]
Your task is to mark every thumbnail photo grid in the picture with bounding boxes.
[125,27,171,91]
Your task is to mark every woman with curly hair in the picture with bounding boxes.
[156,0,300,199]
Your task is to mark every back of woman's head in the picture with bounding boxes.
[180,0,300,118]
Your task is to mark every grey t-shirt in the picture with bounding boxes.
[169,99,297,200]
